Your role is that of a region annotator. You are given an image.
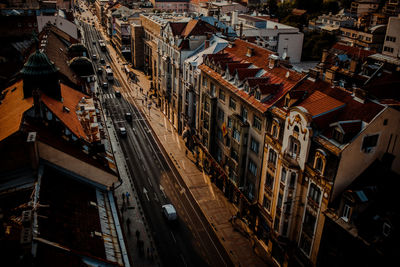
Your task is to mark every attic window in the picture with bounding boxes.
[255,90,261,100]
[332,128,343,144]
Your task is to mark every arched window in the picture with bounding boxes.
[294,126,299,134]
[315,157,323,172]
[314,150,326,175]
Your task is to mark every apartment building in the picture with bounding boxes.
[350,0,380,17]
[339,24,387,52]
[182,36,229,130]
[150,0,189,12]
[158,18,218,133]
[382,14,400,58]
[383,0,400,16]
[114,18,132,60]
[233,15,304,63]
[256,73,400,266]
[309,12,355,32]
[198,40,305,218]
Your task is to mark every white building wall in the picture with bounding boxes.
[333,107,400,200]
[278,32,304,63]
[383,15,400,58]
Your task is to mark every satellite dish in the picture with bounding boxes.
[282,51,287,60]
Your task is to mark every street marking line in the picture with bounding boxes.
[170,232,176,243]
[143,187,150,201]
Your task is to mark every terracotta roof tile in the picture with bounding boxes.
[41,84,88,140]
[299,91,346,118]
[332,43,375,59]
[201,40,305,112]
[181,20,199,37]
[0,80,33,141]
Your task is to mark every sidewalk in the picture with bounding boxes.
[106,113,160,267]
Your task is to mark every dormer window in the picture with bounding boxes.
[332,127,344,143]
[255,90,261,100]
[244,83,249,93]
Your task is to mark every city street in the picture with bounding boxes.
[78,5,233,267]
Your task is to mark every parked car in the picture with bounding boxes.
[115,91,121,97]
[92,54,97,60]
[97,67,103,74]
[125,112,132,122]
[102,82,108,89]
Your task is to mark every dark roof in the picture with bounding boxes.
[38,165,106,259]
[21,50,59,76]
[169,22,187,36]
[236,68,261,81]
[69,57,94,77]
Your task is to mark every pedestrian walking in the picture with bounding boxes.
[126,192,130,203]
[122,192,125,202]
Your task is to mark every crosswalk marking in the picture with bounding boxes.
[102,92,135,99]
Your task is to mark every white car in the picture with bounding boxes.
[162,204,177,221]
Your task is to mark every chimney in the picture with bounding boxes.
[246,47,254,57]
[349,59,357,73]
[309,68,320,80]
[268,54,279,69]
[204,40,210,49]
[321,49,329,63]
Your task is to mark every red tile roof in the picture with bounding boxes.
[200,39,305,113]
[41,83,88,141]
[299,90,345,118]
[332,43,375,60]
[289,78,385,133]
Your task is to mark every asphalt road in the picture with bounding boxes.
[78,5,233,267]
